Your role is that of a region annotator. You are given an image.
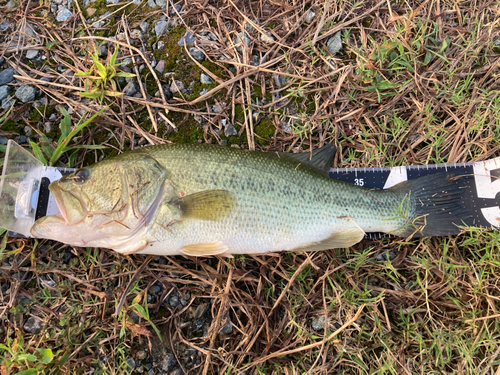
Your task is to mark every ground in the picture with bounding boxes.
[1,0,500,374]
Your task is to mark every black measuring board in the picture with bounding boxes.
[328,160,500,238]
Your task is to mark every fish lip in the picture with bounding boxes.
[50,182,69,223]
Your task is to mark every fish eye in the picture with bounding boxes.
[73,169,89,184]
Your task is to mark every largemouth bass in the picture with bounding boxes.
[30,143,471,256]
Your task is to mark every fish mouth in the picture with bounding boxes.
[49,181,86,225]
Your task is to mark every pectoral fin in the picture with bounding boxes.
[293,229,365,252]
[171,190,235,221]
[181,241,229,256]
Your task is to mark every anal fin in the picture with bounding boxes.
[293,229,365,252]
[181,241,229,256]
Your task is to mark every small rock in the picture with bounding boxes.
[234,32,251,54]
[155,20,168,37]
[192,317,205,331]
[376,251,396,261]
[201,31,218,42]
[0,69,14,85]
[199,88,208,96]
[169,295,179,308]
[62,252,72,263]
[26,49,39,60]
[169,369,183,375]
[39,275,55,288]
[136,366,144,374]
[148,285,161,295]
[169,3,182,14]
[86,7,96,16]
[161,84,173,100]
[43,122,52,133]
[0,86,10,101]
[130,29,142,40]
[224,123,237,137]
[15,85,36,102]
[140,21,148,33]
[219,321,233,335]
[136,350,147,360]
[24,126,32,136]
[124,80,139,96]
[200,73,212,84]
[161,354,177,371]
[106,0,119,3]
[157,41,165,50]
[260,33,274,43]
[17,135,27,144]
[170,80,184,93]
[177,32,195,46]
[327,31,343,54]
[154,60,165,74]
[56,8,73,22]
[126,357,136,369]
[98,44,108,57]
[155,0,166,8]
[24,316,43,334]
[189,47,205,61]
[212,105,222,113]
[0,137,7,145]
[0,21,12,31]
[305,10,315,23]
[147,0,156,7]
[311,317,326,331]
[2,98,14,109]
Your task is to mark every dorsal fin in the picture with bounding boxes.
[280,144,336,175]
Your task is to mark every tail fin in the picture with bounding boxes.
[389,173,473,237]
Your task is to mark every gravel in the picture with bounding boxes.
[24,316,43,334]
[0,86,10,101]
[177,32,195,46]
[224,122,238,137]
[56,8,73,22]
[200,73,212,84]
[189,47,205,61]
[155,0,166,8]
[0,69,14,85]
[170,80,184,93]
[126,357,136,369]
[219,320,233,334]
[124,80,139,96]
[376,251,396,261]
[327,31,343,54]
[15,85,36,102]
[26,49,39,59]
[169,295,179,308]
[155,60,165,73]
[154,21,167,37]
[311,316,326,331]
[305,10,315,23]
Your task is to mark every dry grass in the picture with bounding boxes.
[1,0,500,373]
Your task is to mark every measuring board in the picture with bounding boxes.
[329,158,500,238]
[1,140,500,238]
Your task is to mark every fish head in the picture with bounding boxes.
[31,152,170,250]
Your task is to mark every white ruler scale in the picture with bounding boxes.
[1,140,500,238]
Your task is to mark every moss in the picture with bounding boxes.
[253,118,275,146]
[166,121,203,143]
[1,119,23,133]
